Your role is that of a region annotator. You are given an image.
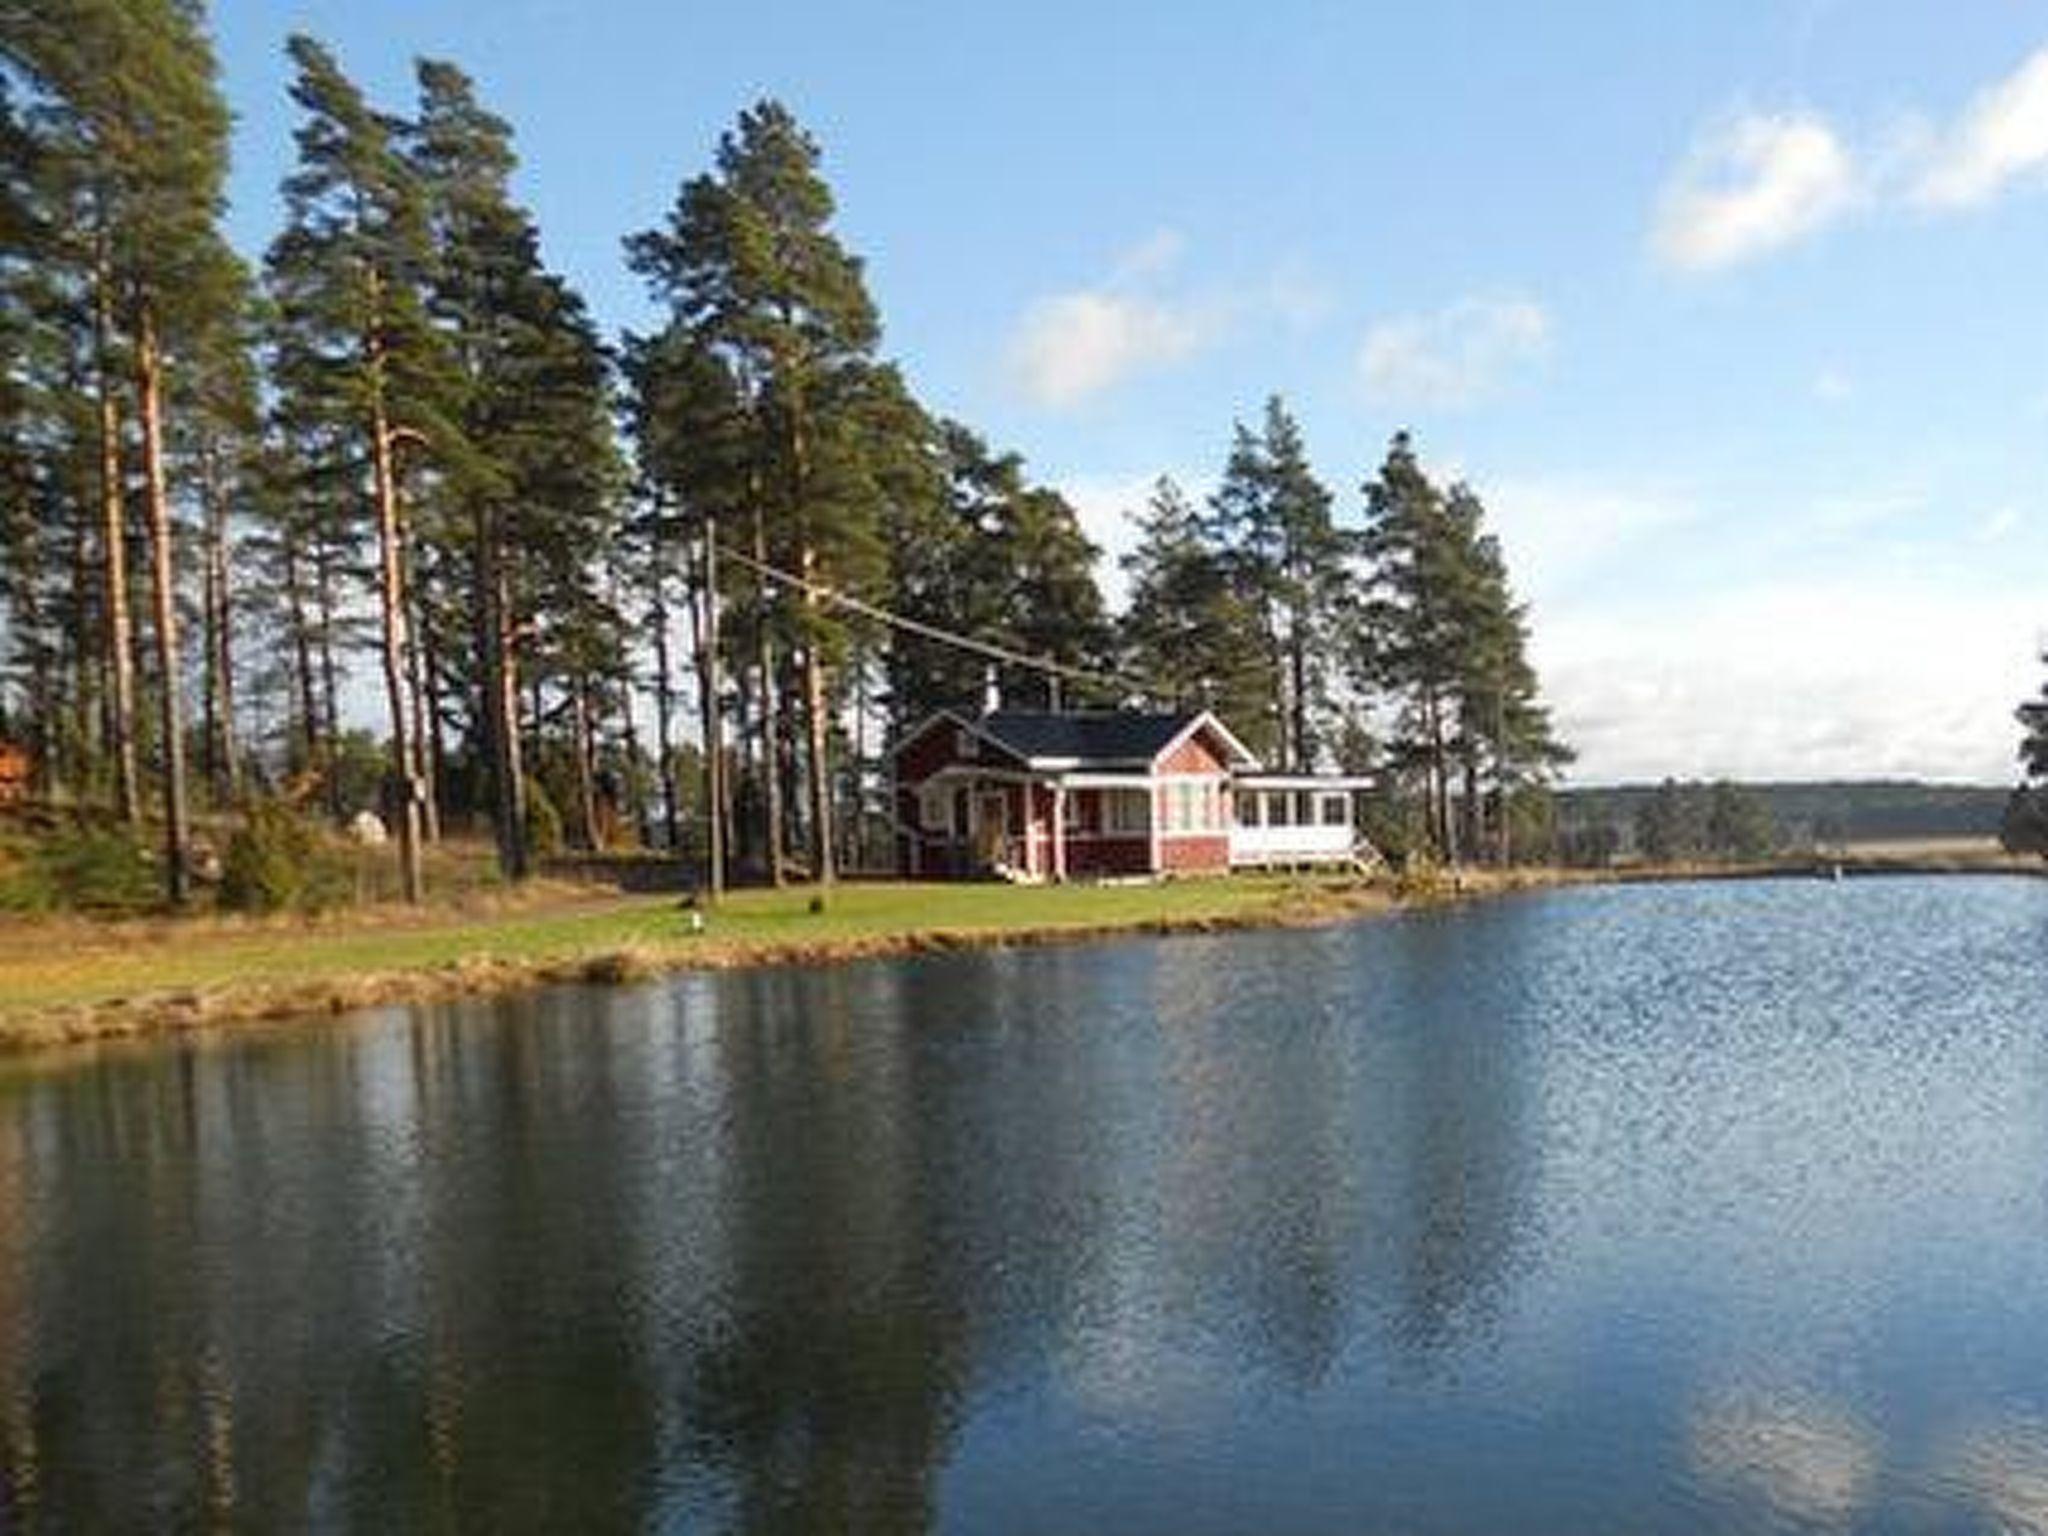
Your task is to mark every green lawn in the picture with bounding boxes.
[0,877,1350,1022]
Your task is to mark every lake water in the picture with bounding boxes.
[1,876,2045,1532]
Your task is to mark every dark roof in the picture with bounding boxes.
[977,710,1199,764]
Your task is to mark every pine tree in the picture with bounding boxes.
[1358,432,1462,856]
[8,0,243,899]
[407,57,618,877]
[1120,476,1271,734]
[2005,649,2048,859]
[1441,484,1570,861]
[630,100,892,899]
[625,325,754,894]
[883,421,1108,723]
[269,33,459,902]
[1205,397,1347,768]
[1358,433,1567,863]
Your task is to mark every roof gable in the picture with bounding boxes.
[1159,711,1261,771]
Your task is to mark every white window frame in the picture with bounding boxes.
[1104,788,1149,834]
[919,783,954,834]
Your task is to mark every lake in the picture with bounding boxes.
[1,876,2045,1532]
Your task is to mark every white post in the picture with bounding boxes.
[1052,783,1067,882]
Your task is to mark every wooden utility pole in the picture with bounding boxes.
[749,500,784,886]
[697,518,725,901]
[651,548,682,856]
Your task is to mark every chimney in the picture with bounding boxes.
[982,663,1001,717]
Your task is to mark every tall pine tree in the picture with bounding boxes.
[268,33,459,901]
[630,100,891,898]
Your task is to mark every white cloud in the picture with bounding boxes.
[1540,573,2043,784]
[1107,227,1186,283]
[1478,476,1698,603]
[1977,505,2024,543]
[1651,111,1860,271]
[1655,48,2048,272]
[1358,296,1553,410]
[1813,368,1854,402]
[1006,231,1321,409]
[1912,46,2048,209]
[1009,291,1214,408]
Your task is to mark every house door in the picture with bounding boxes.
[974,788,1009,868]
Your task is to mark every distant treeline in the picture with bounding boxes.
[1559,780,2008,864]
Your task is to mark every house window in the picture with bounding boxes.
[1236,791,1261,828]
[1104,789,1149,834]
[920,783,953,834]
[1320,794,1351,827]
[1161,781,1219,832]
[956,728,979,759]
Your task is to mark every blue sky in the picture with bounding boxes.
[212,1,2048,783]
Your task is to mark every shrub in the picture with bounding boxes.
[22,822,159,915]
[0,838,54,913]
[525,781,564,858]
[220,800,350,914]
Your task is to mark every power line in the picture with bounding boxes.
[711,539,1163,706]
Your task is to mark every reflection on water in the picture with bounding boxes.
[0,875,2043,1531]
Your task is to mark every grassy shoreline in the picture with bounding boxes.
[0,854,2036,1055]
[0,873,1514,1052]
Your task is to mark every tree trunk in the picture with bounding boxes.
[798,545,835,894]
[134,306,190,905]
[651,566,681,857]
[570,676,600,851]
[201,441,240,805]
[1460,754,1480,867]
[749,502,785,886]
[367,314,424,903]
[1423,684,1452,863]
[313,542,344,821]
[1288,625,1309,772]
[401,519,440,845]
[93,247,140,825]
[618,666,644,847]
[478,511,528,880]
[66,499,99,802]
[694,517,725,900]
[421,624,448,843]
[283,543,320,777]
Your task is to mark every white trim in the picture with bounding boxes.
[1234,773,1375,790]
[918,764,1035,785]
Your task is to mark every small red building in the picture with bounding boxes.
[892,707,1374,880]
[0,740,27,807]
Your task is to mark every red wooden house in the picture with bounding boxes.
[891,708,1373,880]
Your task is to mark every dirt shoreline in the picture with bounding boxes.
[4,858,2036,1057]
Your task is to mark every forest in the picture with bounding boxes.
[0,2,1568,910]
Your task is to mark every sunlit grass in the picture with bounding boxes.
[0,876,1346,1020]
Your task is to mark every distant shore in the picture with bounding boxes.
[0,855,2037,1057]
